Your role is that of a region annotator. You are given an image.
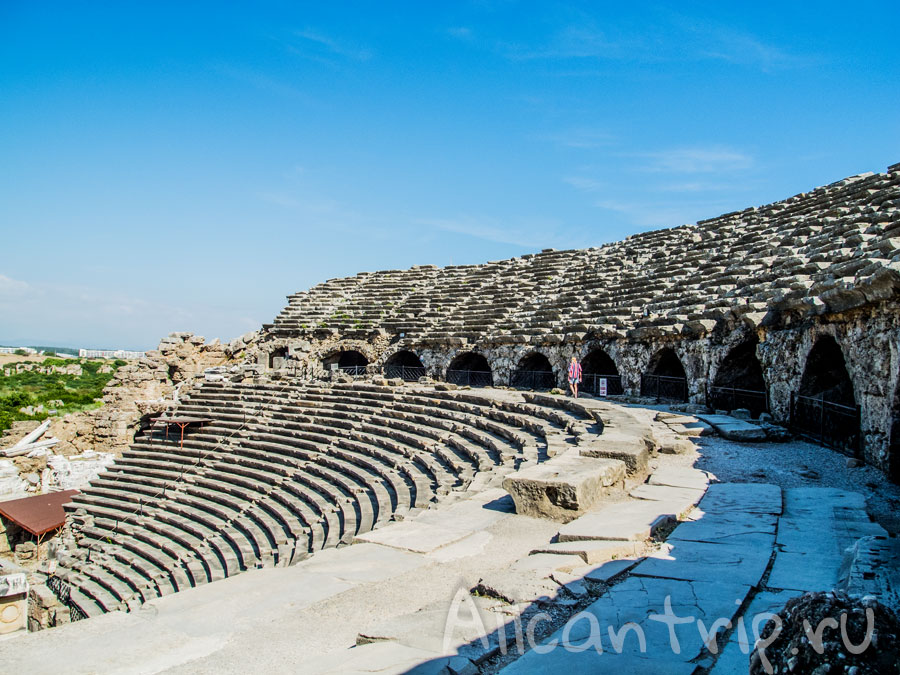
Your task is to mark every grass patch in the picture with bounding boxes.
[0,358,125,434]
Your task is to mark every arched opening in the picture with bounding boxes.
[268,347,288,370]
[446,352,492,387]
[710,340,768,418]
[798,336,855,405]
[322,349,369,376]
[582,348,623,396]
[792,336,860,455]
[641,348,688,402]
[510,352,554,390]
[384,350,426,381]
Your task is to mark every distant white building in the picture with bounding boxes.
[78,349,145,359]
[0,346,38,355]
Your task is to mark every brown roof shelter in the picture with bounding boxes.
[0,490,79,537]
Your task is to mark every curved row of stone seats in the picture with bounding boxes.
[58,381,589,618]
[177,391,472,496]
[266,166,900,340]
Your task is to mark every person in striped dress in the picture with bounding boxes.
[568,356,583,399]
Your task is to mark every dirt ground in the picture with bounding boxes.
[694,433,900,535]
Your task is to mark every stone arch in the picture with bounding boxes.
[710,339,768,417]
[446,351,493,387]
[511,351,555,390]
[648,347,687,378]
[383,350,426,381]
[517,352,553,372]
[581,347,623,395]
[642,347,688,401]
[268,347,288,370]
[322,349,369,375]
[793,335,860,455]
[798,335,855,406]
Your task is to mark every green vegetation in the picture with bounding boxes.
[0,358,124,434]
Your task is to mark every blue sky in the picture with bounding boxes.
[1,2,898,350]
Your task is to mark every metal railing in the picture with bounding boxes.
[790,392,861,456]
[640,374,689,403]
[583,373,624,396]
[47,574,85,623]
[708,385,769,418]
[509,369,555,390]
[47,574,70,604]
[338,365,368,376]
[446,369,493,387]
[383,365,427,381]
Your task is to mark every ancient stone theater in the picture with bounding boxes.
[10,163,900,674]
[259,161,900,475]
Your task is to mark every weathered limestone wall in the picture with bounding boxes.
[51,332,249,456]
[759,303,900,471]
[252,163,900,478]
[256,300,900,474]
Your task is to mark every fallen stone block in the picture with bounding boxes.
[473,570,563,605]
[502,451,626,522]
[695,414,768,442]
[629,483,704,514]
[579,431,649,479]
[557,500,676,543]
[653,431,696,454]
[577,558,641,585]
[668,421,715,437]
[531,538,643,564]
[648,464,711,491]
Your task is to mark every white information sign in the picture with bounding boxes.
[0,573,27,598]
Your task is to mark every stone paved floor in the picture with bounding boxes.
[0,431,892,674]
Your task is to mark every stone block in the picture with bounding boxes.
[557,499,677,543]
[502,452,626,522]
[579,432,649,478]
[531,539,643,564]
[0,592,27,634]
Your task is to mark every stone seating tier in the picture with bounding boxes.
[56,381,601,618]
[266,168,891,341]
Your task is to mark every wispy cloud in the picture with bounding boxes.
[294,28,373,62]
[667,13,818,71]
[486,9,814,73]
[635,146,754,174]
[0,274,30,296]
